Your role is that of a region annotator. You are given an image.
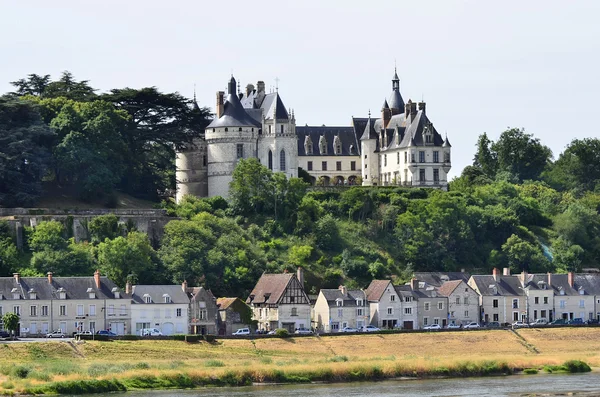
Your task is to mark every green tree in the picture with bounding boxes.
[552,237,584,273]
[2,312,19,338]
[473,132,497,178]
[10,74,51,97]
[29,221,67,252]
[88,214,123,244]
[501,234,550,273]
[314,214,341,250]
[30,241,93,276]
[544,138,600,192]
[0,96,53,206]
[229,158,274,216]
[492,128,552,182]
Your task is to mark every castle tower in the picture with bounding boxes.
[388,67,405,116]
[360,112,380,186]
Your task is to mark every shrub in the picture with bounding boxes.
[11,366,30,379]
[275,328,290,338]
[205,360,225,368]
[134,362,150,370]
[204,335,216,343]
[185,335,200,343]
[523,368,538,374]
[563,360,591,373]
[327,355,349,362]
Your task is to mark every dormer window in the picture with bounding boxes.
[333,135,342,155]
[112,287,120,299]
[163,294,171,303]
[304,136,313,155]
[11,288,20,300]
[57,287,66,300]
[356,299,363,306]
[87,288,96,299]
[143,294,152,304]
[319,135,327,155]
[579,287,585,295]
[559,288,565,296]
[29,289,36,300]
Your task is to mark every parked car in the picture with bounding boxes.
[140,328,163,336]
[0,330,10,338]
[587,318,599,325]
[96,330,117,336]
[529,318,548,327]
[75,330,93,336]
[294,328,313,335]
[267,330,277,335]
[46,330,66,338]
[463,322,481,329]
[549,318,567,325]
[361,325,381,332]
[567,318,584,325]
[512,321,529,329]
[339,326,358,333]
[423,324,442,330]
[486,321,501,329]
[446,323,461,329]
[233,328,251,336]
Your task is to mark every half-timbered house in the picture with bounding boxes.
[246,269,311,332]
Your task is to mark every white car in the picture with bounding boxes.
[512,321,529,329]
[75,331,92,336]
[423,324,442,330]
[233,328,250,335]
[463,322,481,329]
[141,328,163,336]
[446,323,461,329]
[294,328,313,335]
[361,325,381,332]
[46,330,66,338]
[339,326,358,333]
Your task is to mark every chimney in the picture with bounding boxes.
[94,270,101,289]
[405,102,411,118]
[257,81,265,94]
[503,268,510,276]
[547,272,552,286]
[460,268,465,273]
[125,280,132,295]
[245,84,255,97]
[520,270,528,286]
[339,285,347,296]
[492,268,499,281]
[13,273,20,284]
[297,267,304,287]
[418,101,426,115]
[215,91,224,118]
[382,108,391,129]
[410,277,418,290]
[410,101,417,118]
[47,272,53,284]
[568,272,574,288]
[182,280,188,292]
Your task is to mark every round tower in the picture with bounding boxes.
[176,139,208,203]
[360,112,380,186]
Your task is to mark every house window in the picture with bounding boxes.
[291,307,298,316]
[176,308,182,317]
[433,169,439,183]
[463,297,469,305]
[307,161,313,171]
[89,305,96,316]
[512,299,519,309]
[405,297,412,303]
[419,169,425,182]
[455,297,460,304]
[59,305,66,316]
[145,296,152,304]
[165,296,171,303]
[322,161,327,171]
[397,152,400,164]
[424,302,430,311]
[384,154,387,166]
[438,302,444,310]
[390,295,395,302]
[108,305,115,316]
[199,309,206,320]
[493,314,499,322]
[513,312,519,321]
[404,307,412,315]
[426,134,432,144]
[77,304,84,316]
[268,150,273,170]
[544,297,549,304]
[30,305,37,317]
[535,297,539,304]
[336,161,342,171]
[419,151,425,163]
[433,151,439,163]
[280,149,286,171]
[464,310,469,317]
[41,305,48,316]
[89,321,96,332]
[154,308,160,318]
[434,318,440,325]
[580,300,585,308]
[338,309,343,318]
[356,299,363,306]
[236,144,244,159]
[424,317,429,326]
[387,307,393,315]
[336,300,343,307]
[541,310,547,318]
[13,306,20,315]
[350,161,356,171]
[357,308,363,316]
[493,299,499,308]
[560,300,566,309]
[120,304,126,316]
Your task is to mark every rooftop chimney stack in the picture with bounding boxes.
[339,285,348,296]
[492,268,499,281]
[405,102,411,118]
[182,280,188,292]
[411,277,418,290]
[547,272,552,286]
[256,81,265,94]
[13,273,20,284]
[215,91,224,118]
[47,272,53,284]
[125,280,132,295]
[297,267,304,287]
[503,268,510,276]
[418,101,426,115]
[568,272,574,288]
[520,270,528,286]
[245,84,254,97]
[410,101,417,118]
[94,270,101,289]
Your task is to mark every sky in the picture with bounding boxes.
[2,0,600,179]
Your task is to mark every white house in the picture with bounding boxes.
[130,284,189,335]
[313,286,368,332]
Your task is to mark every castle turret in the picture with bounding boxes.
[360,112,380,186]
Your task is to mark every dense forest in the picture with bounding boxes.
[1,72,600,298]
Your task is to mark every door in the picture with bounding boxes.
[59,322,67,333]
[110,322,125,335]
[30,323,37,335]
[403,321,413,330]
[41,322,49,334]
[162,323,174,335]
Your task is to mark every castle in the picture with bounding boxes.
[176,70,452,202]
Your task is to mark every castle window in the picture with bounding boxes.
[333,135,342,155]
[336,161,341,171]
[444,151,451,163]
[397,152,400,164]
[419,151,425,163]
[307,161,313,171]
[384,154,387,166]
[419,169,426,182]
[433,151,439,163]
[280,150,286,171]
[350,161,356,171]
[203,155,207,167]
[322,161,327,171]
[239,127,242,132]
[269,125,272,134]
[212,128,215,132]
[304,136,313,155]
[319,136,327,155]
[225,128,228,132]
[268,150,273,170]
[404,152,407,163]
[236,144,244,159]
[280,125,284,134]
[434,169,439,183]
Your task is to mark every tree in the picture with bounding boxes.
[29,221,67,252]
[473,132,497,178]
[88,214,123,244]
[314,214,341,250]
[501,234,550,273]
[30,241,94,276]
[492,128,552,182]
[2,312,19,338]
[96,231,160,287]
[229,158,274,216]
[0,96,53,206]
[544,138,600,192]
[11,71,96,101]
[10,74,51,97]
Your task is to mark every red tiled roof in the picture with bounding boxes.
[217,297,238,310]
[247,273,294,304]
[365,279,391,301]
[437,280,463,297]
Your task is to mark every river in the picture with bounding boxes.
[73,372,600,397]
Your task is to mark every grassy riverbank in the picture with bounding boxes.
[0,328,597,395]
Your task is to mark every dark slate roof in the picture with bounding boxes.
[207,93,261,128]
[131,285,189,304]
[394,284,418,300]
[0,276,125,301]
[365,280,392,301]
[547,274,585,296]
[382,99,389,110]
[296,126,359,156]
[320,289,366,307]
[261,93,289,120]
[388,90,405,111]
[443,136,452,147]
[413,272,472,288]
[354,117,377,141]
[246,273,294,305]
[470,275,526,297]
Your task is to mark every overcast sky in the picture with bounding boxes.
[2,0,599,178]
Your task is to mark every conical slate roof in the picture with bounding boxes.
[388,90,405,111]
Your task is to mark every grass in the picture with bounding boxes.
[0,329,597,395]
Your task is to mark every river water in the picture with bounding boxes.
[75,373,600,397]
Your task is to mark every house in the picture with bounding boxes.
[410,279,448,328]
[129,282,189,335]
[521,273,555,323]
[313,285,368,332]
[216,297,252,335]
[468,268,527,325]
[365,280,403,329]
[413,272,471,288]
[188,286,218,335]
[0,271,130,336]
[551,273,595,321]
[394,284,418,329]
[437,280,479,326]
[246,269,311,332]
